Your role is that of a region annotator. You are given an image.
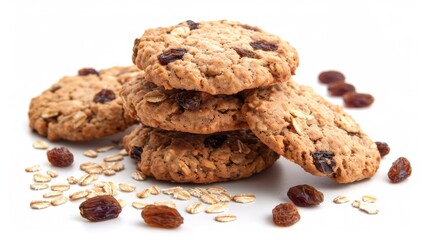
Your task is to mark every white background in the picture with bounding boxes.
[1,0,428,239]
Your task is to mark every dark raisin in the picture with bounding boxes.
[175,91,201,110]
[158,48,187,65]
[132,38,140,63]
[204,134,228,148]
[250,41,278,51]
[79,196,122,222]
[130,146,143,160]
[343,92,374,108]
[375,142,390,157]
[233,47,257,58]
[272,203,300,227]
[311,151,336,174]
[78,68,99,76]
[287,184,324,207]
[47,147,74,167]
[186,20,199,30]
[328,82,356,96]
[93,89,116,103]
[388,157,412,183]
[318,71,345,84]
[141,205,183,229]
[240,24,261,32]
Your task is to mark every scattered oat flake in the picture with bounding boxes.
[201,193,219,205]
[149,185,161,195]
[215,214,236,223]
[43,191,63,198]
[207,187,227,194]
[30,200,51,209]
[136,189,151,199]
[118,199,126,208]
[104,153,123,162]
[359,203,379,214]
[161,186,183,195]
[333,196,350,204]
[205,203,228,213]
[69,190,89,200]
[32,140,49,150]
[83,149,98,158]
[67,176,78,184]
[25,165,41,173]
[119,183,136,192]
[233,194,256,203]
[103,169,116,176]
[132,201,148,210]
[362,195,377,203]
[96,145,114,152]
[214,192,232,202]
[186,202,204,214]
[51,196,67,206]
[33,173,51,183]
[131,171,146,181]
[30,183,49,190]
[188,187,208,198]
[85,166,103,174]
[352,200,361,208]
[172,190,191,200]
[78,173,98,186]
[46,170,58,178]
[110,162,124,171]
[119,149,128,156]
[154,201,176,208]
[103,182,118,196]
[51,183,70,191]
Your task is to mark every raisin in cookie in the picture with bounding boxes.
[120,73,248,134]
[123,125,279,184]
[242,80,380,183]
[29,66,138,141]
[133,20,299,95]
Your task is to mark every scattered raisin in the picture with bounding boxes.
[233,47,257,58]
[343,92,374,108]
[328,82,356,96]
[93,89,116,103]
[375,142,390,157]
[132,38,140,63]
[204,134,227,148]
[79,196,122,222]
[287,184,324,207]
[311,151,336,174]
[318,71,345,84]
[158,48,187,65]
[272,203,300,227]
[47,147,74,167]
[78,68,99,76]
[388,157,412,183]
[175,91,201,110]
[250,40,278,51]
[130,146,143,160]
[141,205,183,229]
[186,20,199,30]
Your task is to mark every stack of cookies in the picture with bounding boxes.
[122,20,381,184]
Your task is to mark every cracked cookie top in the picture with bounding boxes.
[123,125,279,183]
[29,66,138,141]
[120,73,248,134]
[242,80,381,183]
[133,20,299,95]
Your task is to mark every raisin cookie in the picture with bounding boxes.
[133,20,299,95]
[123,125,279,183]
[242,80,381,183]
[29,66,138,141]
[120,73,248,134]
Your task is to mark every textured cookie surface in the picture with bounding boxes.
[120,73,248,134]
[242,80,381,183]
[29,66,138,141]
[133,20,299,95]
[123,125,279,183]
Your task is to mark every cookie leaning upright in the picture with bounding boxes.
[29,66,138,141]
[132,20,299,95]
[242,80,381,183]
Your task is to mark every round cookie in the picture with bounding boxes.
[133,20,299,95]
[123,125,279,184]
[120,73,248,134]
[242,80,381,183]
[29,66,138,141]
